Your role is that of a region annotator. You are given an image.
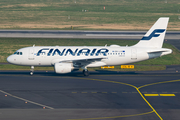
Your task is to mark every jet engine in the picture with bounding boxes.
[54,63,73,73]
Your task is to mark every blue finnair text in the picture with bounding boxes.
[37,48,109,56]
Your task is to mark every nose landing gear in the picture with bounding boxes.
[30,66,34,76]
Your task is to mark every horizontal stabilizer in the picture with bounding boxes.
[147,48,172,54]
[147,50,169,53]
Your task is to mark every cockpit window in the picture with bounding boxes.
[14,52,23,55]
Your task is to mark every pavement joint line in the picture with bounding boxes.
[122,92,127,93]
[102,92,107,93]
[142,92,147,93]
[172,92,178,93]
[112,92,117,93]
[0,89,54,109]
[152,92,157,93]
[72,92,77,93]
[162,92,167,93]
[67,111,154,120]
[72,92,119,94]
[91,92,97,93]
[132,92,137,93]
[82,92,87,93]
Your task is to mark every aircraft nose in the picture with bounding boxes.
[7,56,13,63]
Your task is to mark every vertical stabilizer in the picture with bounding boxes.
[133,17,169,48]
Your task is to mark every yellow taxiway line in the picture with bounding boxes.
[144,94,159,96]
[159,94,175,96]
[144,94,175,96]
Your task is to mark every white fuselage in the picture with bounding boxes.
[7,45,172,67]
[6,17,173,75]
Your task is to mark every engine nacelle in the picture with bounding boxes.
[54,63,73,73]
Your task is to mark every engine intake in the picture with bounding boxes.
[54,63,73,73]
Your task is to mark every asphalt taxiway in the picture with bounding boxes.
[0,70,180,120]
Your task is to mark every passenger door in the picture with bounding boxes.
[131,48,137,60]
[28,49,34,60]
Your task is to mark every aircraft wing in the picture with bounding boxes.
[52,57,108,67]
[60,57,107,62]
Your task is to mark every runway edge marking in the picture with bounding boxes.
[0,89,54,109]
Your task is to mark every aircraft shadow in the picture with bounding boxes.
[0,70,138,77]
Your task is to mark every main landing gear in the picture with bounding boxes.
[82,66,89,76]
[30,66,34,76]
[83,69,89,76]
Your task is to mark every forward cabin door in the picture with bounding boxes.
[28,48,34,60]
[131,48,137,60]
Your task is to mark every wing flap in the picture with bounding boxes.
[60,57,107,63]
[51,57,108,67]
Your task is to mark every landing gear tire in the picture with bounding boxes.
[83,70,89,76]
[30,66,34,76]
[30,71,33,76]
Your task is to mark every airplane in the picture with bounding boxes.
[7,17,172,76]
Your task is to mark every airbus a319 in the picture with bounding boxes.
[7,17,172,76]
